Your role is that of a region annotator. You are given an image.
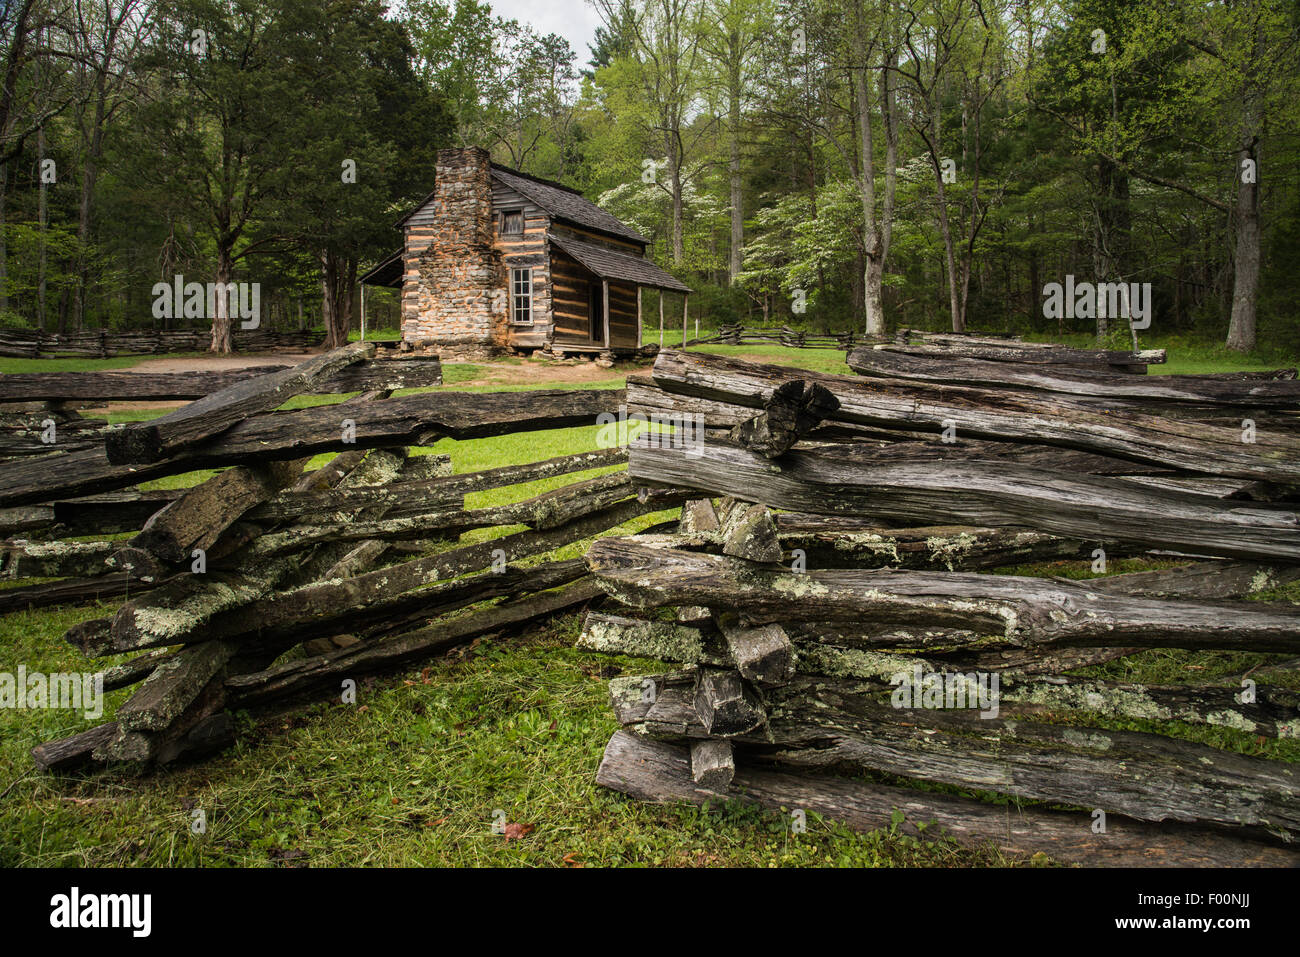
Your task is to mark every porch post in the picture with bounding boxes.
[602,280,610,347]
[360,284,367,342]
[682,293,688,348]
[659,292,664,346]
[636,286,642,348]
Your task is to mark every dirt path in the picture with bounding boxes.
[123,351,642,386]
[451,356,646,388]
[125,353,313,374]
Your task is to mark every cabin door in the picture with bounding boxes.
[588,282,604,345]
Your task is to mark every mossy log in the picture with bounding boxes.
[130,458,307,564]
[114,640,236,733]
[175,495,681,649]
[595,731,1299,867]
[773,518,1095,570]
[585,539,1300,652]
[1,539,118,578]
[720,504,782,563]
[107,342,376,464]
[649,350,1300,483]
[870,338,1166,368]
[103,446,396,652]
[244,471,635,557]
[608,671,1300,832]
[0,388,626,508]
[100,647,178,691]
[0,410,110,457]
[578,611,1299,736]
[250,448,625,524]
[847,347,1300,409]
[226,577,601,706]
[627,438,1300,563]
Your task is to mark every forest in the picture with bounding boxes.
[1,0,1297,355]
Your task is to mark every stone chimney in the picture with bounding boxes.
[406,147,505,357]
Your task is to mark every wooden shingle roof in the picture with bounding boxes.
[491,166,649,245]
[549,234,691,293]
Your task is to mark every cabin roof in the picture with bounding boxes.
[393,161,649,246]
[489,166,649,245]
[550,233,691,293]
[359,247,404,287]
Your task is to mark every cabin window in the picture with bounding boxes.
[511,267,533,324]
[501,210,524,236]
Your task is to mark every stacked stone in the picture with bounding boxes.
[405,147,505,358]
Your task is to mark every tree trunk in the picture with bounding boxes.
[210,246,234,353]
[320,250,355,349]
[727,100,742,284]
[933,158,962,333]
[853,54,884,337]
[669,144,685,266]
[37,124,47,332]
[853,20,898,337]
[75,89,107,332]
[0,161,7,316]
[1226,136,1260,352]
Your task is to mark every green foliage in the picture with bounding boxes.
[3,0,1298,352]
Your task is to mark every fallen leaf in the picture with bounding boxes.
[502,822,535,841]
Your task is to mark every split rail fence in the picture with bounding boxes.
[0,327,320,359]
[582,342,1300,866]
[1,343,679,769]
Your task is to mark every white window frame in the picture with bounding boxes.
[510,267,533,325]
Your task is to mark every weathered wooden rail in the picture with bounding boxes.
[0,346,674,771]
[0,354,443,402]
[0,327,319,358]
[582,347,1300,867]
[685,323,861,349]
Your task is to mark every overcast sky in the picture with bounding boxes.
[491,0,603,65]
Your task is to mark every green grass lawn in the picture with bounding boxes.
[0,352,212,375]
[1,336,1296,868]
[1019,331,1296,375]
[0,412,1005,868]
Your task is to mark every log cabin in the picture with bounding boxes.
[360,146,691,360]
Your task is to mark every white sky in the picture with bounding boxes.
[491,0,603,64]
